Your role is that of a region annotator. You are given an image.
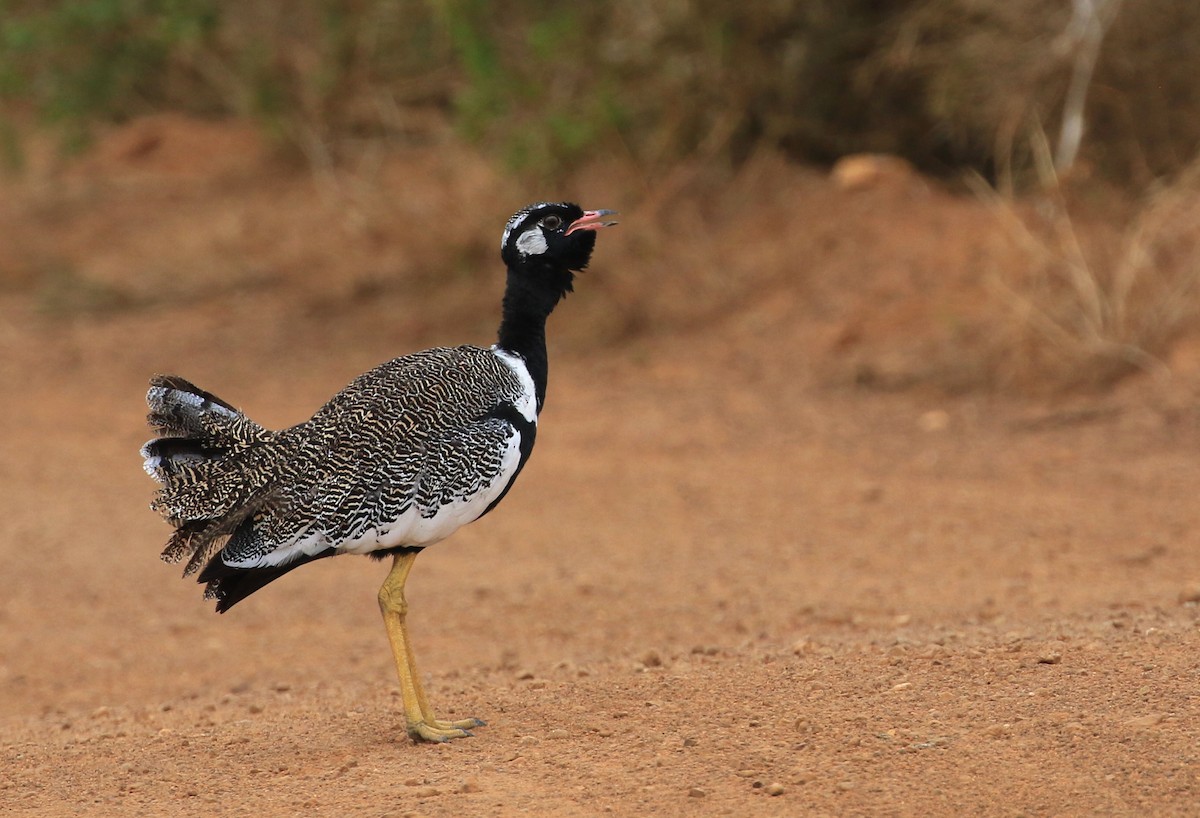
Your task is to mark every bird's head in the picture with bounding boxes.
[500,202,617,293]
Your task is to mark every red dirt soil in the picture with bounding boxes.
[3,116,1200,816]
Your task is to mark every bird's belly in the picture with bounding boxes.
[336,432,524,555]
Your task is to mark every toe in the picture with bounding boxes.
[407,720,474,743]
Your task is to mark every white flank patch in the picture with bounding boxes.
[490,347,539,422]
[514,226,548,257]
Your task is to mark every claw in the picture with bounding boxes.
[408,720,475,743]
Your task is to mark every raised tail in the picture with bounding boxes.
[141,375,281,589]
[142,375,269,464]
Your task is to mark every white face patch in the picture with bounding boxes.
[501,200,561,250]
[514,226,549,257]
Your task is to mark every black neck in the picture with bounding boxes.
[496,268,567,410]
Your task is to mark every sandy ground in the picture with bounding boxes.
[3,117,1200,816]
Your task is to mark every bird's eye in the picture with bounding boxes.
[541,215,563,231]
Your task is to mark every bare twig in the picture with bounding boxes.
[1055,0,1124,174]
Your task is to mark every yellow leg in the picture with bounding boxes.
[378,551,484,742]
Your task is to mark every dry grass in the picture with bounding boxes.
[974,140,1200,390]
[4,1,1200,185]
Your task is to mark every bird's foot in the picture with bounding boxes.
[407,716,486,743]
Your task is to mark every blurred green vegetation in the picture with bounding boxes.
[0,0,1196,184]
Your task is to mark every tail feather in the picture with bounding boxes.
[141,438,230,478]
[143,374,272,480]
[146,375,242,433]
[198,543,337,613]
[161,488,279,576]
[142,375,283,592]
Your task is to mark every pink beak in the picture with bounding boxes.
[565,209,619,235]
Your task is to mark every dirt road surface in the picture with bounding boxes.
[3,118,1199,816]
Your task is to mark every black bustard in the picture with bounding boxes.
[141,202,616,742]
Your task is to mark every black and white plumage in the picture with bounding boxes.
[142,202,615,742]
[144,346,535,604]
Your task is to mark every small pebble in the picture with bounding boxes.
[831,153,918,191]
[790,639,815,656]
[1037,641,1065,664]
[547,729,570,740]
[641,650,663,667]
[766,782,785,796]
[688,787,707,798]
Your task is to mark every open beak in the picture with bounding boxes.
[565,209,619,235]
